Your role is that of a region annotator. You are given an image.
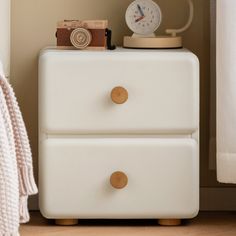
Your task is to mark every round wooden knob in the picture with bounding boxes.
[111,87,128,104]
[110,171,128,189]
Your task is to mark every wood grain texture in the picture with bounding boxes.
[110,171,128,189]
[123,36,182,49]
[111,87,128,104]
[158,219,181,226]
[20,212,236,236]
[57,20,108,29]
[55,219,78,226]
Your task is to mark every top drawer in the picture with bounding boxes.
[39,48,199,134]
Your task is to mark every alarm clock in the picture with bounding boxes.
[125,0,162,36]
[123,0,194,49]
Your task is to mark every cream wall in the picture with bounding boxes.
[11,0,212,208]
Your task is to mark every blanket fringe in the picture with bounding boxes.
[18,166,38,196]
[19,196,29,223]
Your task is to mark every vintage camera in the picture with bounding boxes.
[56,20,115,50]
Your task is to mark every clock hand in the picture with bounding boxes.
[137,4,145,17]
[135,15,145,23]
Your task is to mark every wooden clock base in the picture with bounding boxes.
[123,36,182,49]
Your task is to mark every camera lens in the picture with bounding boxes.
[70,28,92,49]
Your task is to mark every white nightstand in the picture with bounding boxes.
[39,48,199,226]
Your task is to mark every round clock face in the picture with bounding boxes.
[125,0,162,35]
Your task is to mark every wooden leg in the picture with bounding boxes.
[158,219,182,226]
[55,219,78,226]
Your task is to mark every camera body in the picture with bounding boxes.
[56,20,112,50]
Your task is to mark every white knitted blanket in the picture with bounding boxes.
[0,70,38,236]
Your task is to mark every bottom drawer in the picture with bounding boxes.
[39,138,199,219]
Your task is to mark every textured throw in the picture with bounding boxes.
[0,70,38,235]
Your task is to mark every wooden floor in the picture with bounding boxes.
[20,211,236,236]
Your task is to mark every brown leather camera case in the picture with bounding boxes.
[56,20,108,49]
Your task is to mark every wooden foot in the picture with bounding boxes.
[55,219,78,226]
[158,219,182,226]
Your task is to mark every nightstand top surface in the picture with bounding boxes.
[40,46,196,58]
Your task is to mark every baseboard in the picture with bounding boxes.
[29,187,236,211]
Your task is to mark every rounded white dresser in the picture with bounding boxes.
[38,48,199,226]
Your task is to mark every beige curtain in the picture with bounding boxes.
[217,0,236,183]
